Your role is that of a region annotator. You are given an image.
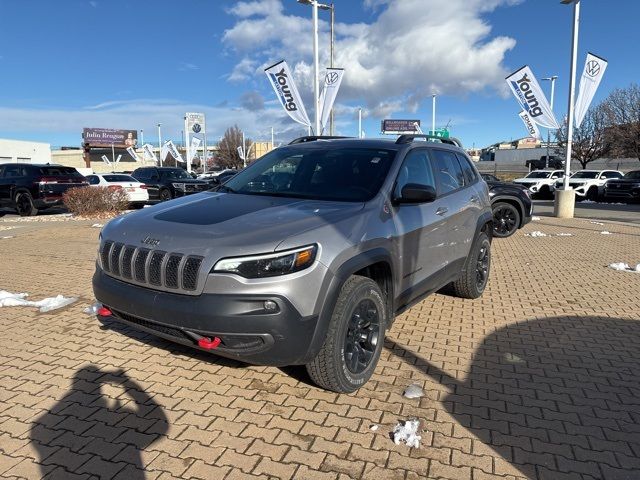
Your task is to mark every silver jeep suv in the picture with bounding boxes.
[93,135,493,392]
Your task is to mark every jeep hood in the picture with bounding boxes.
[102,191,365,258]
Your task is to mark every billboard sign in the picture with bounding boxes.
[381,119,421,134]
[83,128,138,148]
[185,113,205,134]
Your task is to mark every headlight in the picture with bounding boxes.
[212,245,317,278]
[172,183,185,190]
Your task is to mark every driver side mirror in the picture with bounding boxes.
[396,183,437,204]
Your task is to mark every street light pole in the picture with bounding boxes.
[542,76,558,169]
[329,3,335,135]
[157,123,162,167]
[358,107,362,138]
[140,129,144,147]
[312,1,320,136]
[432,94,436,135]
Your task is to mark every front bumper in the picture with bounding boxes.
[92,268,320,366]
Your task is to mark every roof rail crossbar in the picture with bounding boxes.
[395,134,463,148]
[288,135,352,145]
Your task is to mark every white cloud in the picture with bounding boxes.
[0,99,308,145]
[228,57,259,82]
[89,1,98,8]
[178,63,199,71]
[223,0,518,115]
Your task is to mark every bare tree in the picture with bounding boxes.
[555,102,610,169]
[216,125,251,170]
[602,83,640,161]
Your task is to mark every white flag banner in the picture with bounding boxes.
[318,68,344,134]
[506,66,559,129]
[189,137,201,163]
[100,155,111,166]
[165,140,185,163]
[126,146,140,161]
[518,110,542,141]
[574,52,608,128]
[115,154,122,165]
[142,144,158,163]
[160,142,169,165]
[265,60,311,129]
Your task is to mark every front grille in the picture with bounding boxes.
[100,242,202,293]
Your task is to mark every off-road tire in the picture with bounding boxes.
[15,192,38,217]
[159,189,172,202]
[538,185,551,199]
[452,231,491,299]
[586,186,599,202]
[306,275,386,393]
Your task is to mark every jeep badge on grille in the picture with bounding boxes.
[141,236,160,246]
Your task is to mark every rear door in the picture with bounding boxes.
[133,168,159,200]
[0,164,26,205]
[0,165,10,206]
[392,148,456,304]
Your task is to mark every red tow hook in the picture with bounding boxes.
[198,336,221,350]
[97,306,113,317]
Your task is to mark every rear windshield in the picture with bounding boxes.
[102,174,137,182]
[625,171,640,180]
[38,166,83,177]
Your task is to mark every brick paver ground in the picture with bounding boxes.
[0,215,639,479]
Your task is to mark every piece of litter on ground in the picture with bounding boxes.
[403,384,425,399]
[83,302,102,316]
[601,231,612,235]
[91,223,104,228]
[1,236,14,239]
[504,352,525,364]
[608,262,640,273]
[525,231,547,237]
[370,424,379,431]
[590,221,605,225]
[392,419,421,448]
[0,290,77,312]
[555,233,573,237]
[531,216,541,221]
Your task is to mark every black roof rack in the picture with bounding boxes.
[288,135,352,145]
[395,134,463,148]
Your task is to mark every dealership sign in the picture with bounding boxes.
[185,113,205,134]
[83,128,138,148]
[381,119,421,134]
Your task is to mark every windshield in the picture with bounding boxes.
[625,171,640,180]
[103,174,137,183]
[161,169,191,180]
[571,171,599,179]
[525,171,551,179]
[223,146,396,202]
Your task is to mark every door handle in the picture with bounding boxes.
[436,207,448,216]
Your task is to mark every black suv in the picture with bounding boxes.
[0,163,88,216]
[131,167,210,202]
[481,174,533,238]
[603,170,640,202]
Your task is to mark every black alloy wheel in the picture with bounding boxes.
[492,203,520,238]
[476,243,490,291]
[343,299,380,374]
[15,192,37,217]
[159,189,172,201]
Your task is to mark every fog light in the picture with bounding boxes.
[264,300,278,312]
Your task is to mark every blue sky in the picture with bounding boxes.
[0,0,638,149]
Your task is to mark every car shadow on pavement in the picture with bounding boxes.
[30,364,168,479]
[386,316,640,480]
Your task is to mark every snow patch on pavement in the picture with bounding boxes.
[590,221,605,226]
[526,231,574,238]
[1,236,14,239]
[531,216,541,221]
[601,231,613,235]
[392,420,422,448]
[91,223,104,228]
[0,290,77,312]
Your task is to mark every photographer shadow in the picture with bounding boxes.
[386,316,640,479]
[30,365,168,479]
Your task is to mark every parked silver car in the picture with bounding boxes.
[93,135,493,392]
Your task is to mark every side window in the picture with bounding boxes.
[395,150,435,197]
[87,175,100,185]
[4,165,23,178]
[431,149,465,194]
[134,169,149,181]
[456,154,477,185]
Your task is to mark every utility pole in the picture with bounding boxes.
[157,123,162,167]
[432,94,436,135]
